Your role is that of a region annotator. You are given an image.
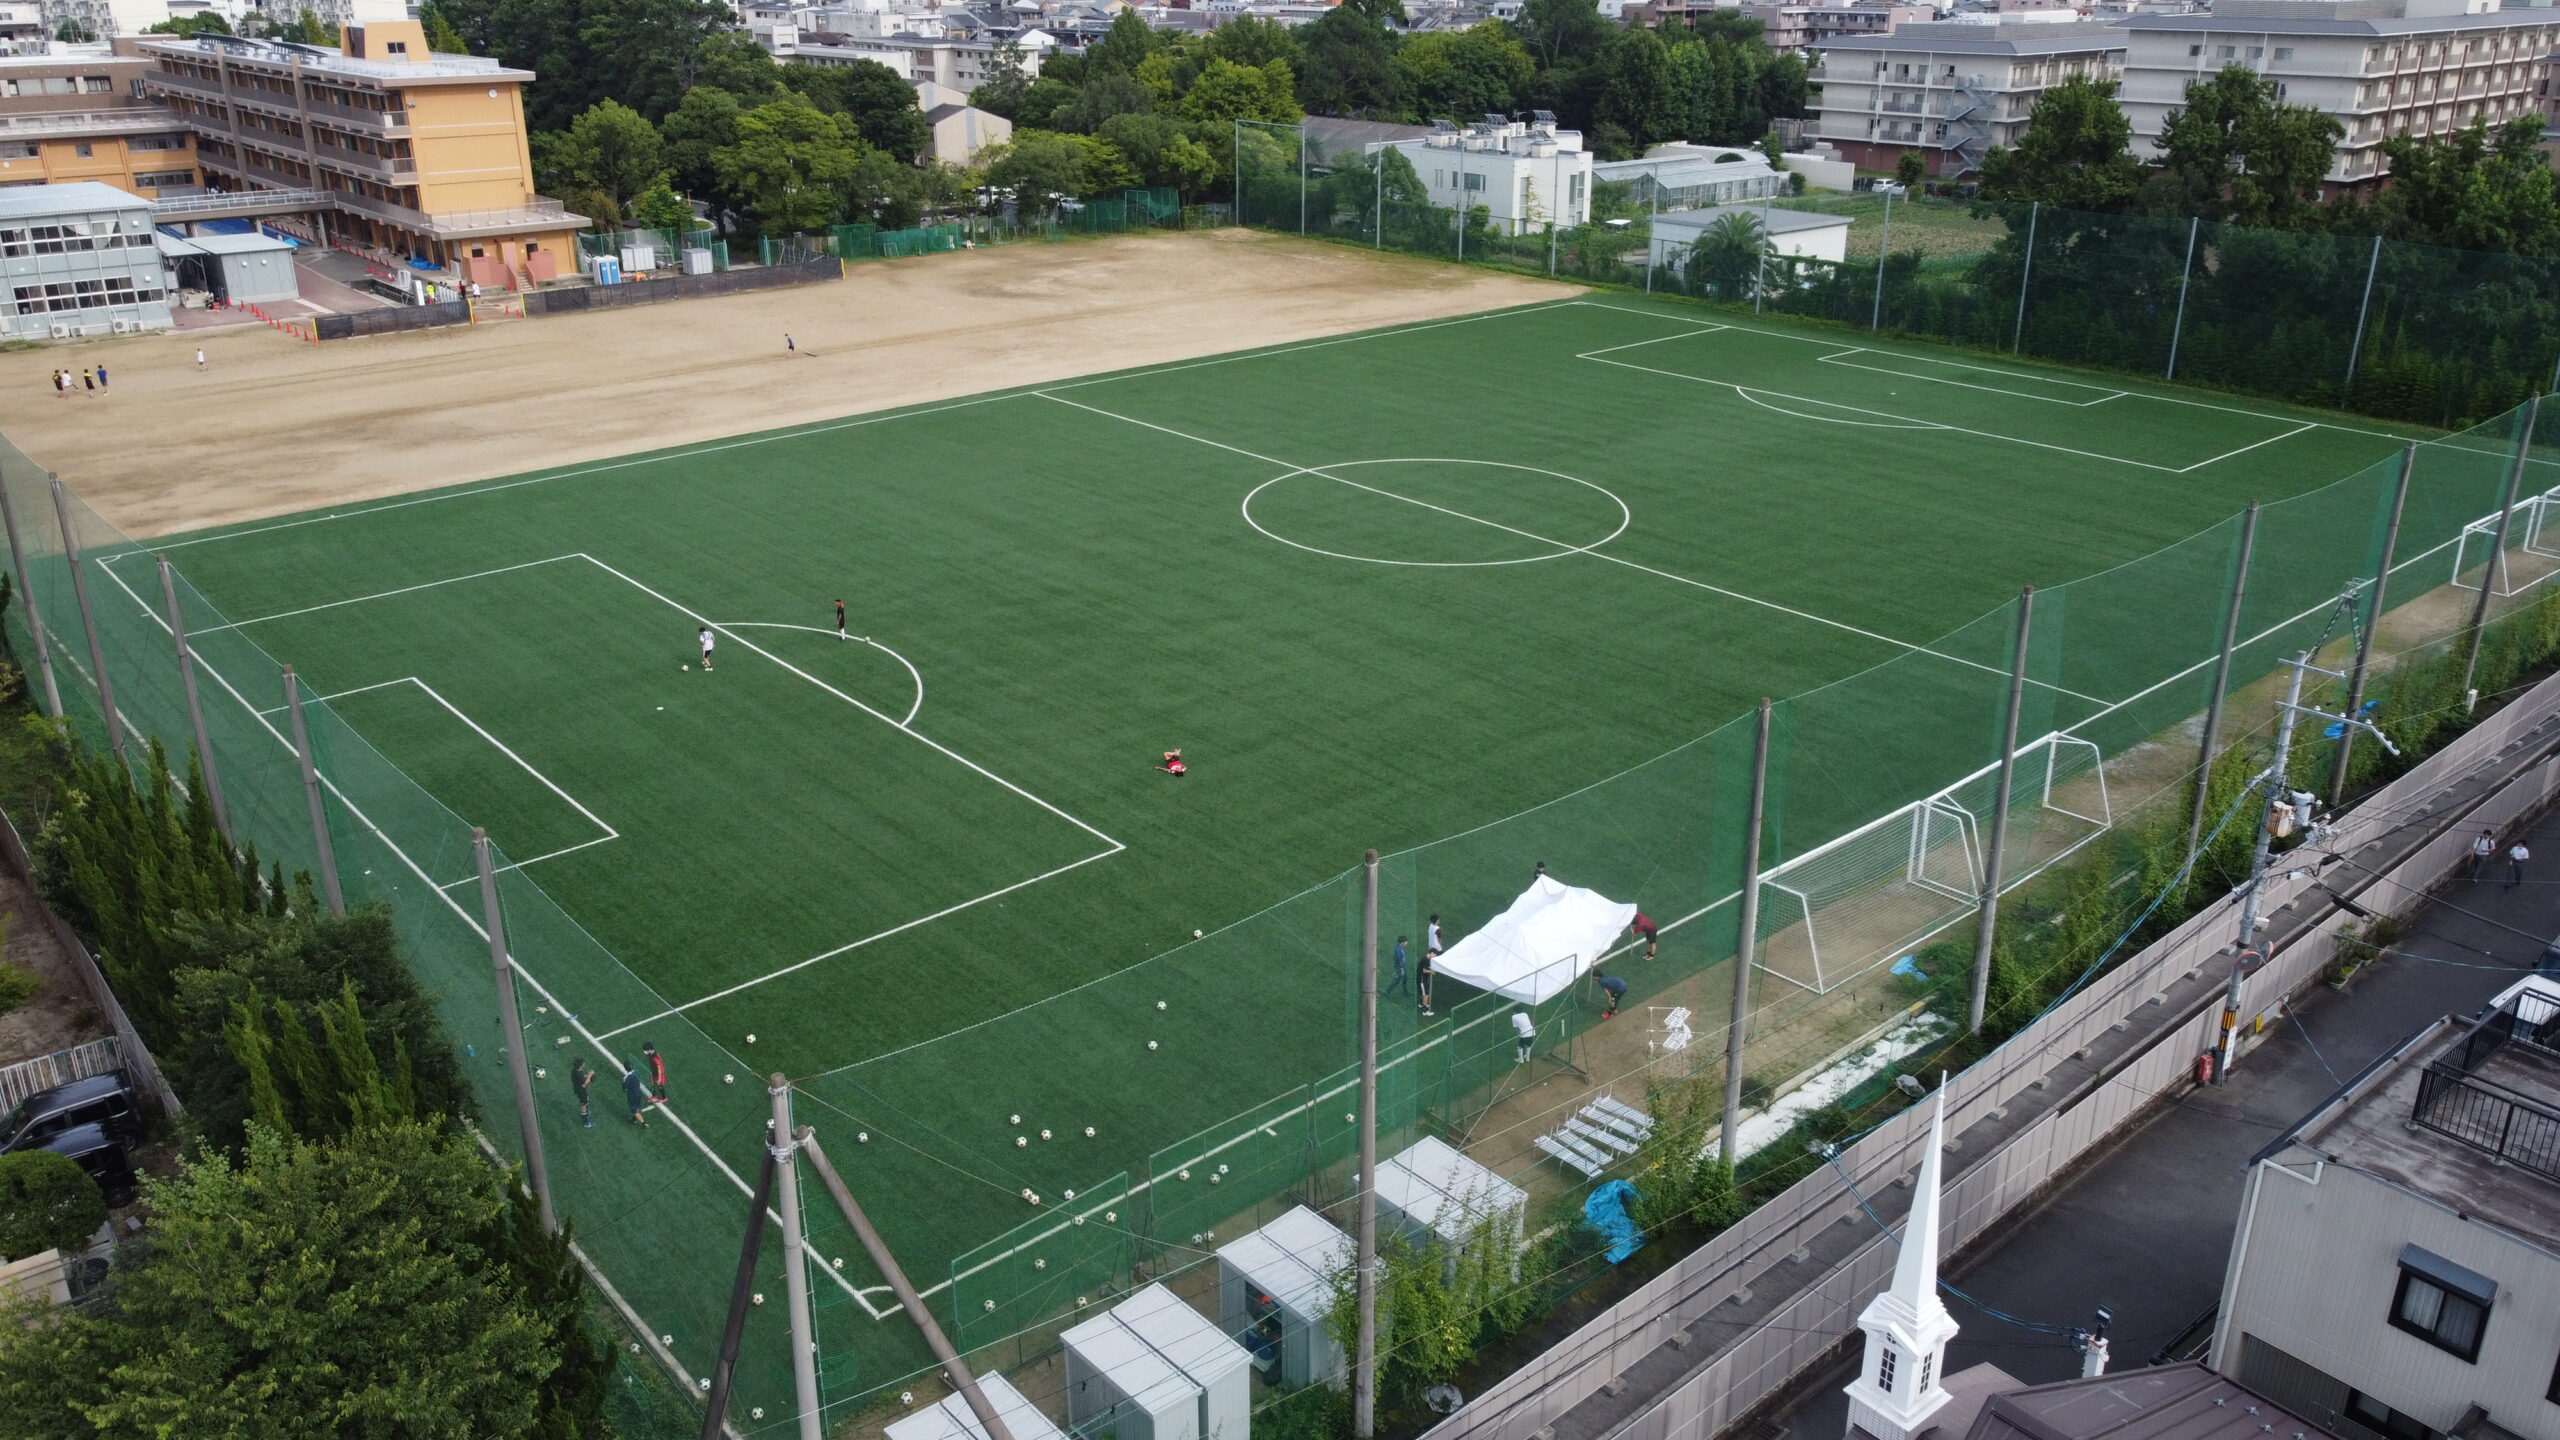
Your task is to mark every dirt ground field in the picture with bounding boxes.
[0,229,1576,539]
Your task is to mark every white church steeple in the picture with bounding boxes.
[1843,1079,1960,1440]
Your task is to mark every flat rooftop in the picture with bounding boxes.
[0,179,151,219]
[2286,978,2560,1254]
[1817,20,2127,52]
[136,35,534,85]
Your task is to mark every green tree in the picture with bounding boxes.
[1684,208,1768,298]
[418,0,469,51]
[1596,28,1681,153]
[52,16,92,38]
[983,130,1140,212]
[1180,57,1304,125]
[574,0,736,123]
[713,92,867,236]
[0,1123,559,1440]
[849,146,926,226]
[1517,0,1611,70]
[1097,113,1220,192]
[631,174,696,232]
[0,1151,103,1263]
[142,11,232,34]
[1895,148,1925,189]
[1398,22,1533,123]
[971,40,1031,117]
[537,98,665,226]
[1056,70,1155,134]
[1977,75,2143,211]
[782,58,931,160]
[659,83,743,219]
[2148,64,2341,228]
[1295,3,1405,119]
[2370,116,2560,253]
[1201,14,1302,72]
[1087,9,1165,76]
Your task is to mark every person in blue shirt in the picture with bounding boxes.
[1595,973,1628,1020]
[1385,936,1409,996]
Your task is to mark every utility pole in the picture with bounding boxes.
[770,1080,822,1440]
[2212,652,2396,1083]
[1721,699,1773,1166]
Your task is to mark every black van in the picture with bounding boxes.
[37,1122,137,1207]
[0,1070,142,1156]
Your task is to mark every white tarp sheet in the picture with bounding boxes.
[1430,876,1637,1005]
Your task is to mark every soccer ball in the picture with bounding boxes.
[683,665,690,671]
[1156,1000,1167,1010]
[1084,1126,1096,1137]
[1193,929,1203,938]
[1147,1040,1158,1051]
[724,1074,735,1084]
[1040,1128,1052,1140]
[1009,1113,1021,1124]
[745,1034,756,1044]
[1016,1136,1027,1147]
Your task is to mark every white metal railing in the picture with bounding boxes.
[0,1037,122,1111]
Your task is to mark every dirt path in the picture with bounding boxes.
[0,229,1577,539]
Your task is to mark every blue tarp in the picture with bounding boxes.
[1585,1180,1644,1264]
[194,217,253,235]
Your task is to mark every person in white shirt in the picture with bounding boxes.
[194,348,205,371]
[1425,915,1444,958]
[2470,828,2496,880]
[697,626,715,671]
[1512,1010,1536,1065]
[2508,841,2530,890]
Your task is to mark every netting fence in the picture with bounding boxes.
[4,358,2558,1430]
[1235,120,2560,429]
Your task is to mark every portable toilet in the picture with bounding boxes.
[682,246,714,275]
[1216,1205,1354,1388]
[1375,1137,1528,1264]
[1061,1282,1252,1440]
[883,1373,1066,1440]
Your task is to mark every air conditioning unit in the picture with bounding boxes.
[110,319,131,333]
[48,323,67,339]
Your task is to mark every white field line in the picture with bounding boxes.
[1565,299,2425,444]
[198,553,586,629]
[715,622,924,728]
[1814,349,2128,408]
[1819,345,2129,397]
[1035,391,2110,707]
[1575,326,1734,359]
[84,555,891,1325]
[2177,422,2320,475]
[1586,349,2202,474]
[571,553,1125,1030]
[1733,388,1945,431]
[146,302,1580,556]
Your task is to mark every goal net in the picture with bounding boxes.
[2452,488,2560,598]
[1754,732,2110,994]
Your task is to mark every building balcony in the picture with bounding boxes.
[143,67,226,100]
[304,97,405,132]
[314,146,415,181]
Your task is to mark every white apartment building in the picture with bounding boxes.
[1371,113,1593,234]
[2211,977,2560,1440]
[782,26,1052,87]
[2119,0,2560,192]
[1812,21,2127,175]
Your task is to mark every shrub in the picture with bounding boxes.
[0,1149,105,1261]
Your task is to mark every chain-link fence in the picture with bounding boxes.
[1235,120,2560,429]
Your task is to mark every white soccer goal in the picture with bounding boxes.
[2452,489,2560,598]
[1752,733,2112,995]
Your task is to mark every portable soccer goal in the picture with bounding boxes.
[2451,488,2560,598]
[1752,732,2112,995]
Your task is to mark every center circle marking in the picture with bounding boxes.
[1240,459,1630,568]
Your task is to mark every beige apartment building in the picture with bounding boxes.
[140,21,582,282]
[1812,21,2128,175]
[1739,2,1935,51]
[0,44,197,197]
[2120,0,2560,193]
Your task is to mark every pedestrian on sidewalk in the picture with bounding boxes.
[2509,840,2531,890]
[2470,828,2497,880]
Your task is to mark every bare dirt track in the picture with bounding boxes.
[0,228,1577,539]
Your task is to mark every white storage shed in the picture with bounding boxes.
[1215,1206,1354,1388]
[1375,1137,1527,1257]
[883,1374,1066,1440]
[1061,1283,1252,1440]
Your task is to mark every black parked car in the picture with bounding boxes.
[36,1122,137,1207]
[0,1070,142,1156]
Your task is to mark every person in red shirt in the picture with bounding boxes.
[1629,912,1658,960]
[1159,749,1187,777]
[642,1042,668,1105]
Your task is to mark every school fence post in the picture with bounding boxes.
[475,828,552,1231]
[1721,698,1772,1166]
[1354,847,1381,1439]
[2329,443,2414,806]
[2461,394,2540,706]
[282,665,345,913]
[1967,587,2034,1035]
[0,478,62,719]
[158,557,231,846]
[50,476,122,766]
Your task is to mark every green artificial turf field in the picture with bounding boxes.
[66,294,2430,1419]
